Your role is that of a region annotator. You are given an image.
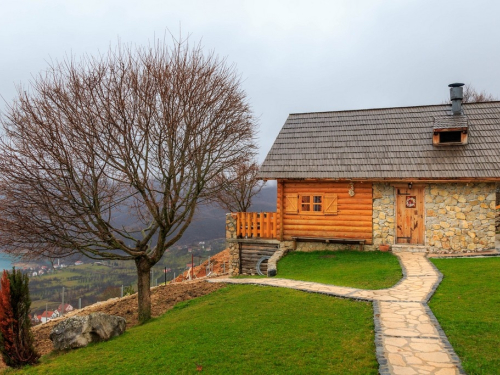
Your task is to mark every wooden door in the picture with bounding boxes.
[396,185,424,244]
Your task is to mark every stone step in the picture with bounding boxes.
[391,244,429,253]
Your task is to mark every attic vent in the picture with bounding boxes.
[439,131,462,143]
[433,115,469,146]
[433,128,468,146]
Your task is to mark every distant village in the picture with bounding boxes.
[23,240,220,325]
[18,259,96,278]
[32,303,75,324]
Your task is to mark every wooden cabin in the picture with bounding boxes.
[226,84,500,275]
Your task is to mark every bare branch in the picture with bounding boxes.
[0,35,257,322]
[210,159,265,212]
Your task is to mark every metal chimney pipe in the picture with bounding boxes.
[449,83,465,115]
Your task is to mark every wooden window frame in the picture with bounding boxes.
[299,194,324,214]
[284,193,338,215]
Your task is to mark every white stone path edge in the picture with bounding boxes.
[209,253,466,375]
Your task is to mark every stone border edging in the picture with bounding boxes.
[429,253,500,259]
[373,301,391,375]
[423,256,444,304]
[267,248,288,277]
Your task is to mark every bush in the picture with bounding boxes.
[124,285,135,296]
[0,269,39,368]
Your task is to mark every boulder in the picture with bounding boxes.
[50,312,126,350]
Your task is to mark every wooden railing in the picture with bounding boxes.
[236,212,277,239]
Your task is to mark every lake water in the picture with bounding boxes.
[0,254,15,272]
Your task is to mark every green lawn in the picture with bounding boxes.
[275,250,402,289]
[430,257,500,375]
[21,285,378,375]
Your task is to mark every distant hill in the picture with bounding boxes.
[178,184,277,244]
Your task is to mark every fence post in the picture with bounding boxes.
[78,298,81,310]
[121,285,124,298]
[164,267,167,285]
[62,287,65,317]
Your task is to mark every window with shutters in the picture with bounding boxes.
[285,193,337,215]
[301,195,322,212]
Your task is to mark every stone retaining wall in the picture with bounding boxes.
[296,242,365,252]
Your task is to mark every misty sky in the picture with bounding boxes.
[1,0,499,161]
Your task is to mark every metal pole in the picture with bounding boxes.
[173,272,175,283]
[78,298,81,310]
[191,253,194,279]
[121,285,123,298]
[164,267,167,285]
[62,287,65,317]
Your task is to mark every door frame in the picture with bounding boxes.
[394,184,425,245]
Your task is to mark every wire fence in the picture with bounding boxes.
[32,256,229,325]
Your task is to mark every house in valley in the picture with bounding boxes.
[39,311,54,324]
[56,303,74,315]
[226,84,499,275]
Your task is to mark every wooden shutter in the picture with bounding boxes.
[285,194,298,214]
[324,194,338,215]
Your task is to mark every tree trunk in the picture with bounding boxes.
[135,257,152,324]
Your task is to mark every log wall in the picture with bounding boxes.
[279,180,373,243]
[240,242,279,275]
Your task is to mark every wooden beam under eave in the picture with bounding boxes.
[277,177,500,183]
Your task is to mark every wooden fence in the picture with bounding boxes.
[236,212,277,239]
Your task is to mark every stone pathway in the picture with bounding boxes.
[209,252,465,375]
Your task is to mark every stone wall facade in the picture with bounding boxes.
[367,183,396,251]
[425,183,496,253]
[368,182,496,253]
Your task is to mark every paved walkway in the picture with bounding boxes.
[209,253,465,375]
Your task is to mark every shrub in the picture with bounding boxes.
[0,269,39,368]
[124,285,135,296]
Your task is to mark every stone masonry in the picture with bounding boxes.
[226,214,240,276]
[425,183,496,253]
[369,183,396,251]
[370,182,496,253]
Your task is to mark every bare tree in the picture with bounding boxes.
[212,159,265,212]
[0,37,256,323]
[445,84,497,103]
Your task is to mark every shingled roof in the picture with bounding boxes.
[259,102,500,180]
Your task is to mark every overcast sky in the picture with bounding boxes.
[1,0,499,160]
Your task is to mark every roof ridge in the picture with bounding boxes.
[288,101,500,117]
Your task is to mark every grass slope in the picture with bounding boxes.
[430,257,500,375]
[23,285,378,375]
[276,250,402,289]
